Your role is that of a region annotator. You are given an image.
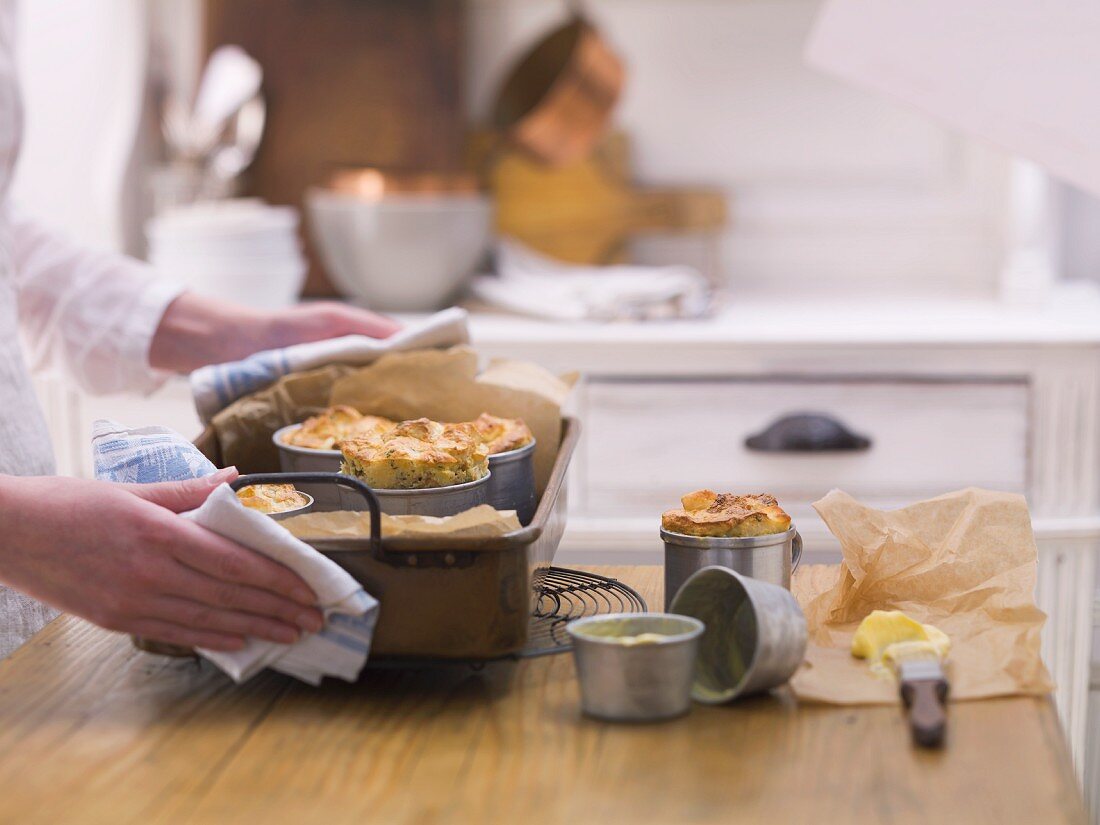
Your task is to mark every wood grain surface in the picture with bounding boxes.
[0,567,1085,824]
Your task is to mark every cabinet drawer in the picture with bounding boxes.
[576,378,1029,519]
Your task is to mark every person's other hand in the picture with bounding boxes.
[149,293,402,373]
[0,469,323,651]
[259,301,401,349]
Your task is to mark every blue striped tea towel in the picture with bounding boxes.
[190,306,469,423]
[92,419,379,685]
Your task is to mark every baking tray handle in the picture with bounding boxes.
[231,472,383,557]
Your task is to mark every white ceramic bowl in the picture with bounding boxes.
[148,200,306,309]
[306,189,493,312]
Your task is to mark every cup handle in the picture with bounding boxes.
[791,530,803,574]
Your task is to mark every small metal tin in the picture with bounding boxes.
[661,526,802,610]
[267,491,314,521]
[272,424,343,507]
[669,566,807,704]
[486,439,537,525]
[566,612,705,722]
[368,472,491,517]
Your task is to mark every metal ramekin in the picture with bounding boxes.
[267,491,314,521]
[661,525,802,610]
[670,566,807,704]
[486,439,537,525]
[273,424,344,507]
[367,472,491,517]
[274,423,493,515]
[273,424,343,471]
[567,612,705,722]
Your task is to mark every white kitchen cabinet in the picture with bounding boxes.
[579,378,1028,518]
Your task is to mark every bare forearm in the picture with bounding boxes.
[148,292,269,372]
[148,292,401,374]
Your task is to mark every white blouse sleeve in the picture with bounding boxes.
[10,211,185,394]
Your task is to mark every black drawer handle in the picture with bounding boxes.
[745,413,871,453]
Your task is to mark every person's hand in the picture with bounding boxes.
[0,469,323,651]
[259,301,402,349]
[149,293,402,373]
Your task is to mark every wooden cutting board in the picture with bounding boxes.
[203,0,466,296]
[470,132,728,264]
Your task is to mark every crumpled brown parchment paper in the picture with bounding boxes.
[203,345,575,495]
[790,488,1054,704]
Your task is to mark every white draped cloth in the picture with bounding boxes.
[0,0,182,657]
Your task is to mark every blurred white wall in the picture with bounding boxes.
[467,0,1012,300]
[1060,184,1100,283]
[10,0,1093,294]
[10,1,149,252]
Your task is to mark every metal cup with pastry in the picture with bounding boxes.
[660,490,803,609]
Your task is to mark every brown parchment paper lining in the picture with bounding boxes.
[280,505,521,540]
[205,346,575,496]
[789,488,1054,704]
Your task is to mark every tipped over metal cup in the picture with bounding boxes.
[567,613,705,722]
[669,566,807,704]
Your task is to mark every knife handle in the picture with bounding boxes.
[900,678,948,748]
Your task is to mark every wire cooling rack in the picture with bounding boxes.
[519,566,648,658]
[364,567,647,669]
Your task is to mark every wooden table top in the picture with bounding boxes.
[0,566,1085,825]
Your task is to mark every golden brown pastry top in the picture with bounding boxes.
[282,406,396,450]
[339,418,490,489]
[235,484,310,514]
[661,490,791,538]
[470,412,534,455]
[343,418,488,465]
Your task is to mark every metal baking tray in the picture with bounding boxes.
[232,417,579,661]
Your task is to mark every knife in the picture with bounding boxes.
[888,641,949,748]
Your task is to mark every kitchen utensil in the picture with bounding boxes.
[269,493,313,521]
[160,92,198,161]
[491,16,625,167]
[358,474,491,518]
[486,440,538,526]
[246,490,314,521]
[566,613,705,722]
[328,168,480,197]
[209,94,267,182]
[191,45,264,155]
[669,566,807,704]
[470,131,727,264]
[890,643,950,748]
[272,425,342,505]
[306,188,493,311]
[661,526,802,610]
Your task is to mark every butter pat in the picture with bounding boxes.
[851,610,950,662]
[615,633,667,647]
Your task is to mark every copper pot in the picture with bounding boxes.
[491,16,624,167]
